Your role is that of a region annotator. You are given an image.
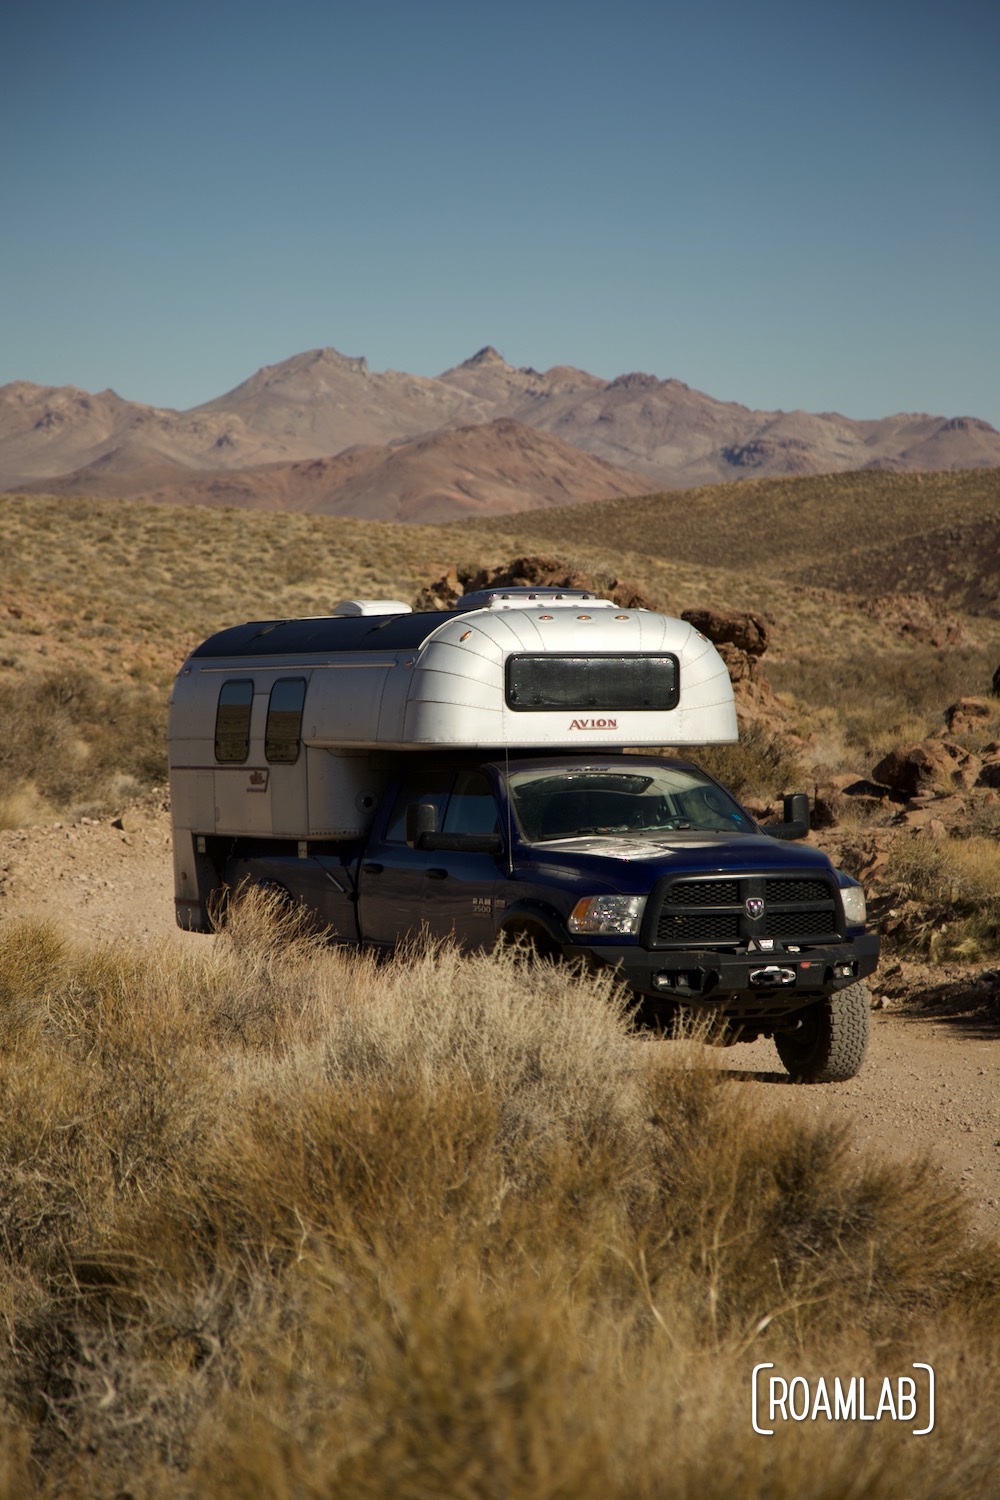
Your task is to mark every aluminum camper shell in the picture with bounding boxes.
[167,593,738,924]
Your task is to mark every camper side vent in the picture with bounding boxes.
[330,599,413,617]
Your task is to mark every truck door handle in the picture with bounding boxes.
[426,868,449,880]
[362,862,384,874]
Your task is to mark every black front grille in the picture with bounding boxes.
[668,879,740,906]
[658,911,742,943]
[765,878,830,903]
[651,872,841,948]
[766,909,832,938]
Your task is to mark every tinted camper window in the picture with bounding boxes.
[506,654,679,712]
[214,680,254,763]
[265,678,306,764]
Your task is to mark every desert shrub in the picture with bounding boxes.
[0,903,997,1495]
[694,718,803,801]
[769,645,998,766]
[0,668,166,822]
[882,833,1000,961]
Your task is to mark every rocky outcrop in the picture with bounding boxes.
[944,698,994,734]
[679,608,770,657]
[680,607,786,726]
[862,593,967,648]
[872,739,976,799]
[413,556,656,613]
[870,699,1000,801]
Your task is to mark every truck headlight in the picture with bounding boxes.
[568,894,647,936]
[840,885,867,926]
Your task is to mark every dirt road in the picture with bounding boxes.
[2,800,997,1235]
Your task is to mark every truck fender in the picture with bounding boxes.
[496,900,570,960]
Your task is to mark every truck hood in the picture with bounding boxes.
[524,832,839,879]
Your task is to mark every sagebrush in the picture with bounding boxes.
[0,897,996,1497]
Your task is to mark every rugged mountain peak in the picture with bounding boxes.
[607,371,662,391]
[461,345,513,369]
[941,415,997,434]
[310,347,369,375]
[262,347,369,381]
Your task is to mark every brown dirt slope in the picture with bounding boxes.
[453,467,1000,610]
[122,419,651,522]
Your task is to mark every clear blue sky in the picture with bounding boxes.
[1,0,997,423]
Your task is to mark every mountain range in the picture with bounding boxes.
[2,345,999,522]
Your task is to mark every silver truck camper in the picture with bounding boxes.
[168,589,880,1085]
[168,590,737,930]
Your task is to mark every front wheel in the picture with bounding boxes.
[773,981,871,1083]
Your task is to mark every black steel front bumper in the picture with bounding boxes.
[569,933,880,1013]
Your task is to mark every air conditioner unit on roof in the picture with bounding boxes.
[331,599,413,617]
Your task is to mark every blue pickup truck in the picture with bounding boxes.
[168,590,879,1082]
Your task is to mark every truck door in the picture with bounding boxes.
[357,769,452,949]
[420,769,503,950]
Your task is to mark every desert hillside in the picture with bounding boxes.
[1,476,999,1495]
[2,469,999,1067]
[124,419,650,523]
[4,345,1000,516]
[2,468,999,974]
[1,468,998,704]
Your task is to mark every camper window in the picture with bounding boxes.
[505,653,680,712]
[214,680,254,763]
[265,678,307,764]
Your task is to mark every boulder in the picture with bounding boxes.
[680,608,770,657]
[977,758,1000,790]
[414,565,464,611]
[944,697,994,734]
[875,738,977,798]
[465,556,656,610]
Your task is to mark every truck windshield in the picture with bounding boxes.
[507,765,755,842]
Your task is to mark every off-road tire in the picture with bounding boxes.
[773,981,871,1083]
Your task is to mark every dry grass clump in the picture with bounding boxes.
[0,895,997,1496]
[693,719,804,801]
[768,642,1000,770]
[883,834,1000,962]
[0,669,165,826]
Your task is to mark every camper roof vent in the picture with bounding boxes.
[456,587,614,613]
[330,599,413,617]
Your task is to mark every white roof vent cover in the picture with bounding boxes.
[330,599,413,617]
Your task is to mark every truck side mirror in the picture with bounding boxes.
[783,792,810,833]
[406,802,439,848]
[763,791,811,841]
